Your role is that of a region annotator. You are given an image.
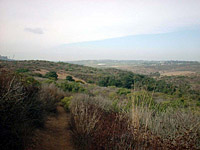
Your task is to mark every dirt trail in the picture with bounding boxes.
[31,105,75,150]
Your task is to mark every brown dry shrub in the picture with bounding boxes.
[131,104,200,150]
[39,83,68,113]
[69,94,135,150]
[69,93,200,150]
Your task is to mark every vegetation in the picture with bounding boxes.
[44,71,58,80]
[39,83,67,113]
[0,60,199,150]
[59,81,85,93]
[1,60,199,102]
[61,96,72,111]
[66,75,75,81]
[0,70,44,149]
[69,92,200,150]
[16,68,29,73]
[0,69,67,149]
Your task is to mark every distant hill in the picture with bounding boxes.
[0,55,12,61]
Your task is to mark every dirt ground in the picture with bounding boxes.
[29,105,75,150]
[34,69,86,83]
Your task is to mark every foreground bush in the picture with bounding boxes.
[69,93,200,150]
[0,70,45,149]
[39,83,66,113]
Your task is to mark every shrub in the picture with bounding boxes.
[69,92,200,150]
[43,79,56,84]
[61,96,73,111]
[44,71,58,80]
[66,75,75,81]
[88,80,94,84]
[0,69,45,150]
[130,104,200,149]
[59,81,85,93]
[39,83,66,113]
[16,68,29,73]
[69,94,135,150]
[69,94,102,149]
[32,72,43,77]
[117,88,131,95]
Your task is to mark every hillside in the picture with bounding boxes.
[1,60,200,150]
[0,60,200,108]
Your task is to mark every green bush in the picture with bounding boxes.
[43,79,56,84]
[88,80,94,83]
[59,81,85,93]
[66,75,75,81]
[117,88,131,95]
[61,96,73,111]
[162,99,189,109]
[44,71,58,80]
[16,68,29,73]
[196,101,200,107]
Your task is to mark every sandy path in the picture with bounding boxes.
[31,105,75,150]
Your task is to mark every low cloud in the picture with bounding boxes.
[24,27,44,34]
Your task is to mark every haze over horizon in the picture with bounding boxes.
[0,0,200,61]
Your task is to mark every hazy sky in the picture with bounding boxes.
[0,0,200,61]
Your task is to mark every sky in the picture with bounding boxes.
[0,0,200,61]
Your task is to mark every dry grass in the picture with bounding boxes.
[69,94,101,149]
